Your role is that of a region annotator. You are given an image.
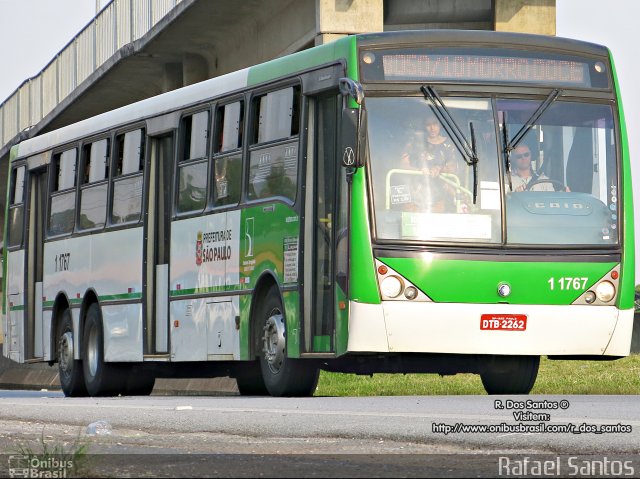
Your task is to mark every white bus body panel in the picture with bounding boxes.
[348,301,632,356]
[44,228,143,361]
[170,296,240,361]
[43,310,53,361]
[5,250,25,362]
[170,211,242,361]
[102,303,143,362]
[170,211,241,291]
[44,227,144,303]
[155,264,169,353]
[34,282,43,358]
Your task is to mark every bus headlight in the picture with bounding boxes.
[595,281,615,303]
[381,276,403,298]
[404,286,419,300]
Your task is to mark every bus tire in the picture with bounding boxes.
[124,366,156,396]
[480,355,540,395]
[57,309,88,397]
[82,303,126,397]
[235,361,269,396]
[258,288,319,397]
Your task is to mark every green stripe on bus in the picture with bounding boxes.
[247,36,356,87]
[41,292,143,309]
[610,53,635,310]
[379,258,618,305]
[170,286,243,297]
[9,304,24,311]
[100,292,143,302]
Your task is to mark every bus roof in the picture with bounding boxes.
[356,30,609,57]
[12,36,355,163]
[14,67,249,162]
[12,30,610,163]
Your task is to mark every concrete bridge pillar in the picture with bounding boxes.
[163,62,183,92]
[183,53,209,86]
[494,0,556,35]
[315,0,383,46]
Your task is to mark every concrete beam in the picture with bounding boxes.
[317,0,384,35]
[384,0,493,26]
[494,0,556,36]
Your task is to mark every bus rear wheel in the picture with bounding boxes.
[82,303,127,397]
[123,365,156,396]
[235,361,269,396]
[57,309,88,397]
[257,288,319,397]
[480,355,540,395]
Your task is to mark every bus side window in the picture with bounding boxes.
[79,138,110,230]
[7,165,26,248]
[248,86,300,202]
[49,149,77,237]
[213,101,243,207]
[111,129,145,224]
[177,111,209,213]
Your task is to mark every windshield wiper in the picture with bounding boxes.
[501,89,561,191]
[421,85,479,204]
[502,112,513,191]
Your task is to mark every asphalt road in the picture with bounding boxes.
[1,391,639,477]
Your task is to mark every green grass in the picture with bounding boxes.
[314,355,640,396]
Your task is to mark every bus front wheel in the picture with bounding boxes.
[480,355,540,395]
[82,303,126,397]
[235,361,269,396]
[257,288,319,397]
[57,309,88,397]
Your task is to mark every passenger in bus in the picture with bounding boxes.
[401,116,457,174]
[412,155,456,212]
[395,116,458,213]
[510,144,555,192]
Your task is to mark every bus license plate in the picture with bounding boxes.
[480,314,527,331]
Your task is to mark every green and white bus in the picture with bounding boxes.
[3,30,634,396]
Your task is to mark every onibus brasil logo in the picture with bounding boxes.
[8,455,73,478]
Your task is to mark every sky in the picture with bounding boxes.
[0,0,639,277]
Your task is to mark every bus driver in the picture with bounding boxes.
[510,144,554,192]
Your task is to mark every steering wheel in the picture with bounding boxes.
[525,178,568,192]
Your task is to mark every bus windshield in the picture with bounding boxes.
[366,95,619,247]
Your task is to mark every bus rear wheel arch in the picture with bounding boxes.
[256,286,319,397]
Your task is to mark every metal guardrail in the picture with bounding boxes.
[0,0,184,152]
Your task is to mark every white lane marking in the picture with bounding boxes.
[1,400,639,426]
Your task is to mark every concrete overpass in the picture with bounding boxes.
[0,0,556,177]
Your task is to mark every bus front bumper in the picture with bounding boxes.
[347,301,634,356]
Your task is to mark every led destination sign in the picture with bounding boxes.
[361,48,610,88]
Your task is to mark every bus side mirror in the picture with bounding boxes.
[340,108,360,168]
[340,108,367,170]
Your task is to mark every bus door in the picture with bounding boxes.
[144,134,173,355]
[303,93,347,354]
[25,168,47,359]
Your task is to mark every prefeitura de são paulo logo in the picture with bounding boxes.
[195,230,233,266]
[196,231,203,266]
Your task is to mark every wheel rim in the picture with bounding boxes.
[262,308,285,374]
[87,324,99,378]
[59,331,74,379]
